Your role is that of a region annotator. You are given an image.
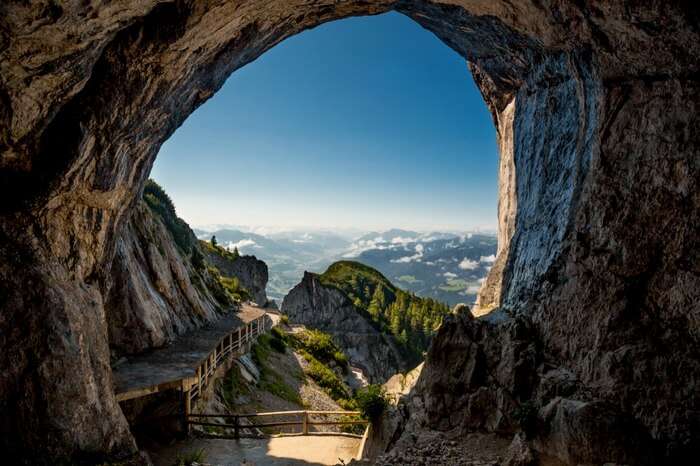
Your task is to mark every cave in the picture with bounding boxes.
[0,1,698,464]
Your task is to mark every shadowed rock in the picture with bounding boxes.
[0,0,698,463]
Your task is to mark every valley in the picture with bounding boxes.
[196,227,497,307]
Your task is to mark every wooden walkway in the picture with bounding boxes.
[113,304,271,403]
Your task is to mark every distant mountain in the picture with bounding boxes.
[196,228,351,302]
[196,226,497,307]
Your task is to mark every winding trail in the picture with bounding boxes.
[113,304,270,401]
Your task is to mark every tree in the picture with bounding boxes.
[367,286,385,320]
[232,246,240,260]
[211,235,218,247]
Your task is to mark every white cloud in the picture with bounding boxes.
[226,239,258,250]
[342,238,390,257]
[390,236,414,245]
[460,233,473,242]
[458,258,479,270]
[443,272,458,278]
[391,243,424,263]
[480,254,496,263]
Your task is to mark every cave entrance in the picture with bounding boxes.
[123,11,501,454]
[150,11,499,309]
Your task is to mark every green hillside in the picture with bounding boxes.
[319,260,450,363]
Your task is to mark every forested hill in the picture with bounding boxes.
[318,261,451,363]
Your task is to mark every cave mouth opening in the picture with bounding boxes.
[149,11,500,308]
[11,1,699,464]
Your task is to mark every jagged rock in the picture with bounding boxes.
[281,272,408,383]
[504,434,535,466]
[533,397,658,465]
[203,251,268,306]
[0,1,698,463]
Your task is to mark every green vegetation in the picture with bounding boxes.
[319,261,450,363]
[251,334,302,405]
[201,239,240,262]
[294,329,348,371]
[301,352,349,400]
[221,364,249,409]
[269,327,287,353]
[143,179,195,253]
[354,384,389,422]
[174,448,206,466]
[205,265,250,303]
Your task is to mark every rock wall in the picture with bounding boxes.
[282,272,408,383]
[204,250,268,306]
[0,0,698,463]
[105,202,225,356]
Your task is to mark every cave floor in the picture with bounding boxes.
[113,304,269,400]
[149,434,361,466]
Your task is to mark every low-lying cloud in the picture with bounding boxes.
[458,258,479,270]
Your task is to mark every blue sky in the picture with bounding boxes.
[152,11,497,232]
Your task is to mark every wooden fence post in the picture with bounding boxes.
[302,411,309,435]
[234,415,240,439]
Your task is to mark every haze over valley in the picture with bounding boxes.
[194,226,496,306]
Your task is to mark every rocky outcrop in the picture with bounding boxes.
[388,308,662,465]
[204,250,268,306]
[105,202,225,356]
[1,1,699,463]
[282,272,408,383]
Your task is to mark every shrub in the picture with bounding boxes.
[175,448,206,466]
[143,179,194,253]
[355,384,389,422]
[304,353,349,401]
[269,334,286,353]
[280,314,289,325]
[299,329,348,371]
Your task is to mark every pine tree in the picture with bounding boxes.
[211,235,218,247]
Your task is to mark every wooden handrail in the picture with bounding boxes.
[189,410,361,418]
[186,410,368,438]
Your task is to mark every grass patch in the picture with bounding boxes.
[298,349,349,401]
[174,448,206,466]
[292,329,348,372]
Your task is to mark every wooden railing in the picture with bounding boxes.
[187,410,368,438]
[183,314,268,413]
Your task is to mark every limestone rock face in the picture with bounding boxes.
[281,272,408,383]
[0,0,698,463]
[204,251,268,306]
[105,202,223,356]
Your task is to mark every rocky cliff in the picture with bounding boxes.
[105,201,226,356]
[204,248,268,306]
[282,271,408,383]
[0,1,698,464]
